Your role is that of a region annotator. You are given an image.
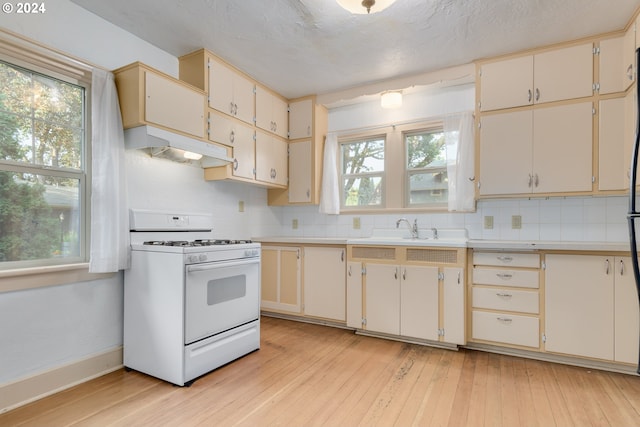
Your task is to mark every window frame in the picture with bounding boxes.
[0,37,92,275]
[403,125,448,209]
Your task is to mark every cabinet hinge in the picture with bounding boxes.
[362,266,367,275]
[592,82,600,93]
[593,47,600,55]
[592,175,596,183]
[362,318,367,326]
[478,101,482,110]
[207,59,211,68]
[253,85,256,94]
[437,328,445,337]
[592,107,597,115]
[542,333,547,343]
[478,68,482,77]
[541,261,546,270]
[477,121,481,129]
[438,272,445,281]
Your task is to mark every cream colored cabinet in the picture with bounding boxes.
[598,97,627,191]
[208,58,255,125]
[443,267,465,345]
[289,98,313,139]
[479,43,594,111]
[623,23,637,91]
[261,246,301,314]
[365,263,401,335]
[303,247,346,321]
[114,62,206,139]
[205,124,255,182]
[255,130,288,187]
[599,36,625,95]
[287,140,312,202]
[268,97,328,206]
[400,265,440,341]
[346,261,363,329]
[208,110,254,148]
[255,86,288,139]
[471,251,541,349]
[544,254,638,365]
[479,102,593,196]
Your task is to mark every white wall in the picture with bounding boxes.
[0,0,280,386]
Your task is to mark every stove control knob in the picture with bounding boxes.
[199,254,208,262]
[187,255,198,263]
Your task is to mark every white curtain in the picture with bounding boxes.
[89,68,129,273]
[319,132,340,215]
[444,111,475,212]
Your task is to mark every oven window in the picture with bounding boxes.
[207,275,246,305]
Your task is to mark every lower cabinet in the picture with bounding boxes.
[348,245,466,346]
[545,254,639,364]
[303,246,346,321]
[261,246,301,313]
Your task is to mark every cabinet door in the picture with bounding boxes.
[288,140,312,203]
[144,71,205,138]
[303,247,346,321]
[255,131,288,186]
[232,128,255,180]
[400,265,439,340]
[545,254,614,360]
[479,110,533,195]
[232,72,255,125]
[623,23,636,91]
[533,43,593,104]
[479,55,533,111]
[289,98,313,139]
[365,264,400,335]
[598,97,627,191]
[260,246,301,313]
[532,102,593,193]
[614,257,640,364]
[346,261,363,329]
[208,59,235,116]
[599,37,625,95]
[443,267,465,345]
[255,87,288,139]
[208,110,254,149]
[271,96,289,139]
[625,89,640,187]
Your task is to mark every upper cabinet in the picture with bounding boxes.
[623,21,637,91]
[208,58,255,125]
[288,98,313,140]
[599,36,625,94]
[255,85,288,139]
[114,62,206,139]
[478,43,594,112]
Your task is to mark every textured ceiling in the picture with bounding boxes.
[70,0,640,99]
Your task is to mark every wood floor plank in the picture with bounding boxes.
[2,318,640,427]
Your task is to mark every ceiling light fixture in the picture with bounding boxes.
[381,91,402,109]
[336,0,397,14]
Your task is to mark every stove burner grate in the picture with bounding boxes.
[143,239,253,247]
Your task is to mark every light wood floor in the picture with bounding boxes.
[3,316,640,427]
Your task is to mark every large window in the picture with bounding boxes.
[340,136,385,208]
[405,128,447,206]
[0,59,88,269]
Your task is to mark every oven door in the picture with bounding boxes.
[184,258,260,344]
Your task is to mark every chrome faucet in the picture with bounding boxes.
[431,227,438,240]
[396,218,418,239]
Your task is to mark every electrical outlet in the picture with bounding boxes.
[292,219,298,230]
[512,215,522,229]
[484,215,494,229]
[238,200,245,212]
[353,217,361,230]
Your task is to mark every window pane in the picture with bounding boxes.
[408,171,448,204]
[342,138,384,174]
[0,60,84,170]
[406,131,445,169]
[343,175,383,207]
[0,171,81,262]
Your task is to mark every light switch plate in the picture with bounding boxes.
[512,215,522,229]
[353,217,361,229]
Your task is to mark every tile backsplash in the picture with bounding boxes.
[271,196,630,243]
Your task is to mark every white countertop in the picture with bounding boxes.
[253,236,632,252]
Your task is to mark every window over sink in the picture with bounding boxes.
[0,56,89,269]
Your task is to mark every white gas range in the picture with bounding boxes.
[124,210,261,386]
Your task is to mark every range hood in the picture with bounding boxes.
[124,125,233,168]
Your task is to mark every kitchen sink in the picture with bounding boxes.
[347,228,468,247]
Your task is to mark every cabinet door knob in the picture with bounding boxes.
[233,158,239,171]
[230,130,235,144]
[527,89,532,103]
[605,259,610,275]
[535,88,540,101]
[620,259,625,276]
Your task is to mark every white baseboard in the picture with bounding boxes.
[0,346,123,414]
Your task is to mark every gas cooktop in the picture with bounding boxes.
[143,239,253,247]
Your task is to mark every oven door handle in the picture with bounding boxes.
[186,258,259,273]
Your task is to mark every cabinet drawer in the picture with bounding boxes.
[472,311,539,348]
[474,252,540,268]
[473,267,539,288]
[472,287,539,314]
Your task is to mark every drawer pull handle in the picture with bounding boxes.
[496,273,513,280]
[497,256,513,263]
[496,292,513,298]
[497,317,513,323]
